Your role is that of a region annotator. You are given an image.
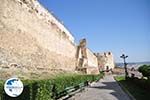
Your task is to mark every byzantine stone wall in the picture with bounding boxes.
[75,39,98,68]
[0,0,76,76]
[96,52,115,70]
[0,0,110,78]
[86,49,98,67]
[75,39,99,74]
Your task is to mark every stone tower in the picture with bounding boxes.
[96,52,115,71]
[76,39,99,74]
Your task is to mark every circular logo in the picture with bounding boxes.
[4,78,24,97]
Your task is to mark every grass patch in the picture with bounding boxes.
[115,76,150,100]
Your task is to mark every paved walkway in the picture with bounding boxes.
[69,75,131,100]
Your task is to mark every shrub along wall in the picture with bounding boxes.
[0,81,4,100]
[138,65,150,79]
[128,77,150,91]
[0,73,103,100]
[128,65,150,92]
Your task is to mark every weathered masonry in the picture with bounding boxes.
[95,52,115,71]
[0,0,114,79]
[76,39,99,74]
[0,0,76,74]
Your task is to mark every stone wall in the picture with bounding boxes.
[0,0,114,78]
[87,49,98,67]
[76,39,98,68]
[76,39,99,74]
[86,49,99,74]
[0,0,76,78]
[96,52,115,71]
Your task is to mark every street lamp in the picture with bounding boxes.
[120,54,128,79]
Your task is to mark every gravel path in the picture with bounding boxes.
[69,75,131,100]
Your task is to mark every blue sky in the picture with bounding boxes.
[39,0,150,62]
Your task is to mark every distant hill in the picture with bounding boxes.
[116,61,150,69]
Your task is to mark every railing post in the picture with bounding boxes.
[84,81,88,86]
[51,84,57,100]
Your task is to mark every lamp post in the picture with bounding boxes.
[120,54,128,79]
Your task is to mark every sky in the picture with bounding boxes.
[38,0,150,63]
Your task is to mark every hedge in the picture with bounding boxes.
[127,77,150,91]
[0,73,103,100]
[138,65,150,79]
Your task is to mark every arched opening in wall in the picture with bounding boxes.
[106,66,109,72]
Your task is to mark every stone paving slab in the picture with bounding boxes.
[69,75,131,100]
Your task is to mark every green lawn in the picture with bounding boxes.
[115,76,150,100]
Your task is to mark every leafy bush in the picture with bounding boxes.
[0,73,103,100]
[0,80,4,100]
[138,65,150,79]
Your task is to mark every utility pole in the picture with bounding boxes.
[120,54,128,79]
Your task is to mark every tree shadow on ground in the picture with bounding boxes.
[90,78,150,100]
[89,81,131,100]
[115,79,150,100]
